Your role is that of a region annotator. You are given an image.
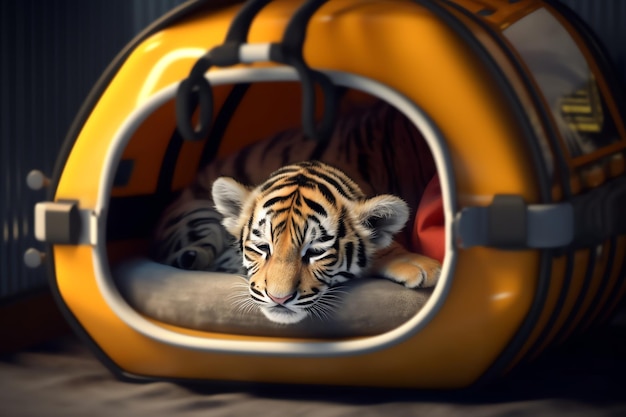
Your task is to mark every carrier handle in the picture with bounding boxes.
[224,0,274,43]
[176,0,336,142]
[176,0,274,141]
[273,0,336,142]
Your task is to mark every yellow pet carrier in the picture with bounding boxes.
[27,0,626,389]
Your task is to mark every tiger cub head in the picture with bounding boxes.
[212,161,409,324]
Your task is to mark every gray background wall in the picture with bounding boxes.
[0,0,187,300]
[0,0,624,300]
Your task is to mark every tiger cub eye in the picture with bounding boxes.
[177,250,198,269]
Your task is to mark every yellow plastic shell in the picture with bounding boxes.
[50,0,626,388]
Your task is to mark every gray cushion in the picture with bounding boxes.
[113,259,432,338]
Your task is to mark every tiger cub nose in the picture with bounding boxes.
[267,292,296,305]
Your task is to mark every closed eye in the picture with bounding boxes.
[245,242,272,258]
[303,247,326,263]
[306,247,325,256]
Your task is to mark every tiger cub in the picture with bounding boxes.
[151,101,441,324]
[211,161,440,324]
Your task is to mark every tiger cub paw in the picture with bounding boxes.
[379,253,441,289]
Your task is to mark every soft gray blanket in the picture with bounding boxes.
[113,258,432,338]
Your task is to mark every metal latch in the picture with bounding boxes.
[454,195,575,249]
[34,200,98,246]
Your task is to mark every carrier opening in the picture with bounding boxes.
[95,67,456,352]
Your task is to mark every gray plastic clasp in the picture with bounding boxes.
[455,196,574,249]
[34,200,97,245]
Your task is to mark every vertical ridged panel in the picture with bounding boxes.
[0,0,185,299]
[132,0,187,33]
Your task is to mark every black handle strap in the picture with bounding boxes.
[271,0,336,141]
[176,0,335,142]
[225,0,274,43]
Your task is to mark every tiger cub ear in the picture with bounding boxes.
[212,177,252,236]
[354,195,410,249]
